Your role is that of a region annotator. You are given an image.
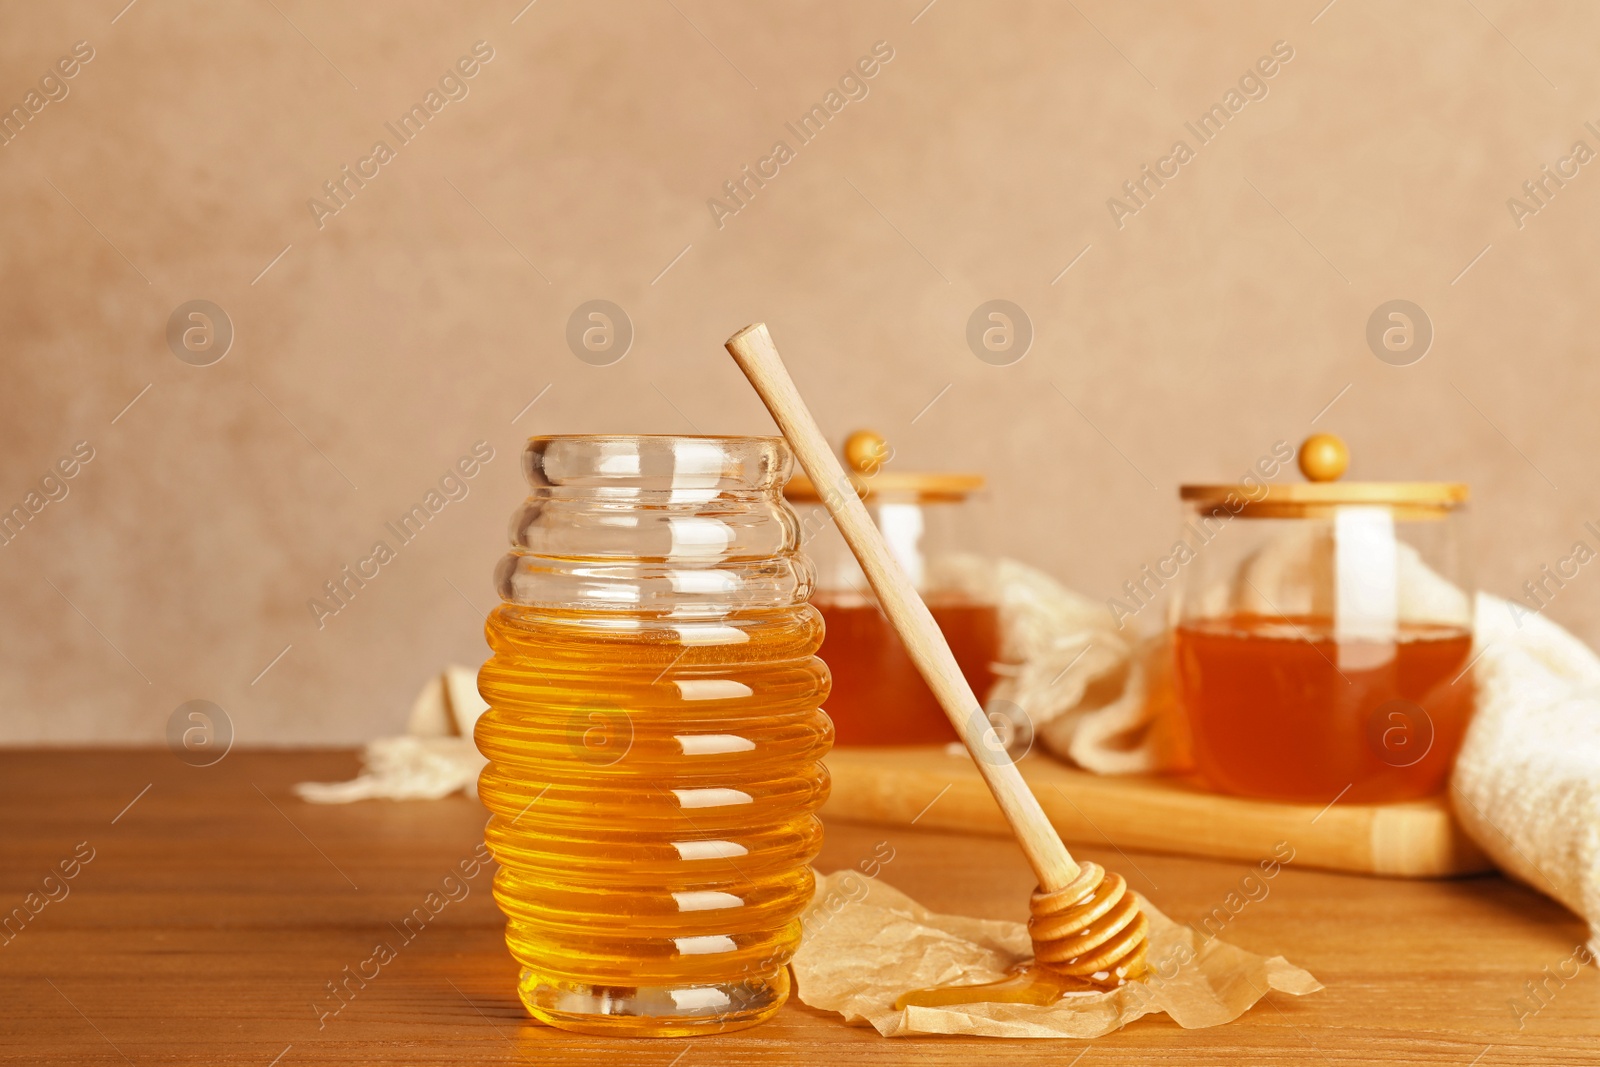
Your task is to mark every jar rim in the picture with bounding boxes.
[524,434,793,492]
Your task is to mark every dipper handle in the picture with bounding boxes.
[725,322,1080,892]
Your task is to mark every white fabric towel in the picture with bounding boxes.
[1453,593,1600,951]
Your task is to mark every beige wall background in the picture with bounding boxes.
[2,0,1596,744]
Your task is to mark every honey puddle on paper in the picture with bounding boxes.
[896,962,1125,1010]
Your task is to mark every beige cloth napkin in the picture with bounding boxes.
[294,665,486,802]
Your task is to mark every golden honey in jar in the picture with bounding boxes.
[474,435,831,1036]
[785,430,1000,745]
[1172,434,1474,804]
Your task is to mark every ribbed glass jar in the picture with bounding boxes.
[474,435,832,1036]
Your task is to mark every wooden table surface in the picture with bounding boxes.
[2,750,1596,1066]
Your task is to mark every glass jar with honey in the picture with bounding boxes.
[1171,433,1473,804]
[474,435,831,1036]
[785,429,1000,746]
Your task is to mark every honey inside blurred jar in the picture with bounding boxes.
[1172,435,1474,804]
[810,591,1000,745]
[786,430,1001,746]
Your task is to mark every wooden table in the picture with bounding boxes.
[2,751,1596,1065]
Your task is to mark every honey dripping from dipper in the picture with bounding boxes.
[895,862,1149,1009]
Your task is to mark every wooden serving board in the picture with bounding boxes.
[823,746,1493,878]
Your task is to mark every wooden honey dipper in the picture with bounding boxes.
[726,323,1148,984]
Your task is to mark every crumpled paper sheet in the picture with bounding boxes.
[792,869,1320,1038]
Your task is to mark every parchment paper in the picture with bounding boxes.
[792,869,1320,1038]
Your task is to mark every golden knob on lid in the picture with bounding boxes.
[843,429,891,475]
[1298,433,1349,482]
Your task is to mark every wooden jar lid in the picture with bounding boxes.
[783,429,984,503]
[1179,433,1469,519]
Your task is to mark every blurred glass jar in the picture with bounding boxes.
[785,430,1000,746]
[1171,433,1473,804]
